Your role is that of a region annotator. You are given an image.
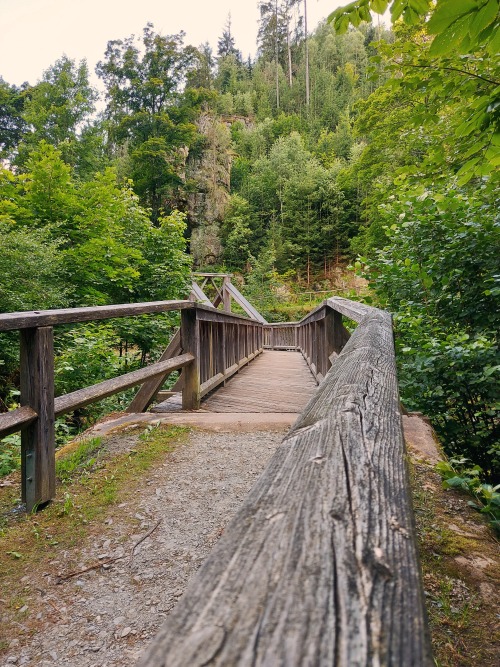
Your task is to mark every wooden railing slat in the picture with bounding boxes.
[127,330,182,413]
[54,353,194,416]
[0,406,38,438]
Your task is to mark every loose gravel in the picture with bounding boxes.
[2,429,286,667]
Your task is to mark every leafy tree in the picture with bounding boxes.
[0,217,67,398]
[187,43,215,90]
[17,57,98,172]
[97,24,207,221]
[363,187,499,477]
[220,194,254,267]
[0,78,29,161]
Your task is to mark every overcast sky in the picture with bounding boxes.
[0,0,354,88]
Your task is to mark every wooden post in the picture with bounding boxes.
[223,276,231,313]
[181,309,200,410]
[324,308,337,372]
[220,322,227,384]
[332,309,344,354]
[20,327,55,511]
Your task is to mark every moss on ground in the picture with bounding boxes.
[410,459,500,666]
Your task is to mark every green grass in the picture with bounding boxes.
[0,423,189,652]
[55,437,104,483]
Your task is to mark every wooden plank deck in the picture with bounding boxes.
[152,351,318,414]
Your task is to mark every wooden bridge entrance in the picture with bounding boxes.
[0,290,432,665]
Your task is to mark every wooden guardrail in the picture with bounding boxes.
[139,297,433,666]
[264,299,351,382]
[0,301,263,510]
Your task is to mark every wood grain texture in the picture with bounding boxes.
[0,406,37,438]
[54,353,194,416]
[20,327,55,510]
[138,310,432,667]
[0,300,193,332]
[201,351,317,414]
[181,309,201,410]
[127,330,182,413]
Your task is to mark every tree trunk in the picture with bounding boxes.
[304,0,310,106]
[275,0,280,109]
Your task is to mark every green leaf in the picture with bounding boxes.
[456,156,480,176]
[429,15,472,56]
[409,0,430,14]
[427,0,477,35]
[469,0,499,41]
[371,0,389,12]
[444,476,470,489]
[486,24,500,53]
[391,0,406,22]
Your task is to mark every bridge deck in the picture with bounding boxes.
[152,351,318,414]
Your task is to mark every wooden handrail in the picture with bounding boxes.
[139,298,433,666]
[0,300,193,332]
[0,302,264,509]
[54,354,194,416]
[263,298,353,381]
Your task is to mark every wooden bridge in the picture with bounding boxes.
[0,284,432,665]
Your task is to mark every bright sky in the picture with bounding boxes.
[0,0,353,88]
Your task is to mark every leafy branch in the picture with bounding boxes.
[401,62,500,87]
[435,457,500,535]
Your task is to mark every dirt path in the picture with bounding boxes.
[2,415,499,667]
[2,429,286,667]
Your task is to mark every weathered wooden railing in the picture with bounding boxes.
[0,302,263,510]
[264,299,351,382]
[139,297,432,666]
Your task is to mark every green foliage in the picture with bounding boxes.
[0,77,28,160]
[55,438,103,484]
[435,457,500,533]
[238,242,292,322]
[364,187,499,477]
[97,23,208,221]
[0,435,21,477]
[329,0,500,56]
[220,194,254,268]
[16,56,100,173]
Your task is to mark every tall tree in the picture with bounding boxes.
[217,14,241,59]
[304,0,310,105]
[0,78,29,161]
[258,0,288,109]
[96,24,207,222]
[18,57,98,171]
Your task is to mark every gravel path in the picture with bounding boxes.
[3,429,286,667]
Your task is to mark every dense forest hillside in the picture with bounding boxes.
[0,0,499,481]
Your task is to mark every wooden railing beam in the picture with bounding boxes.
[127,330,182,413]
[0,406,38,439]
[0,300,193,332]
[55,353,193,416]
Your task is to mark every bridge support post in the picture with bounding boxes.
[20,327,55,511]
[181,309,201,410]
[222,275,231,313]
